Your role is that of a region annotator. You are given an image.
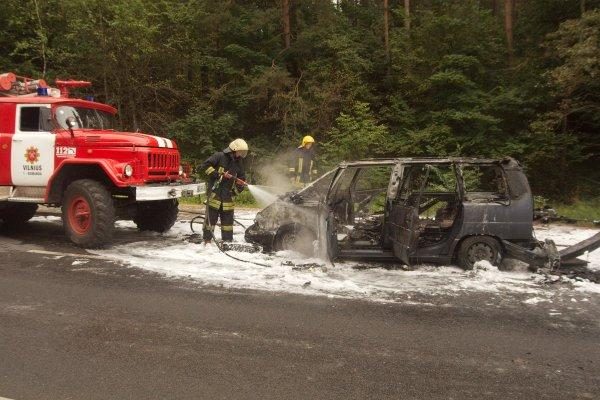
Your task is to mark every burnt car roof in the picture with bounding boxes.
[340,157,517,167]
[297,157,521,196]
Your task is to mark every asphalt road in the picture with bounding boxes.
[1,215,599,399]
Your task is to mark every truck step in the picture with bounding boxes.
[8,197,44,203]
[0,186,10,200]
[11,186,46,199]
[1,186,45,202]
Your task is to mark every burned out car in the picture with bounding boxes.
[246,157,598,269]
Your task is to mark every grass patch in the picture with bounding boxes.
[553,198,600,222]
[179,189,259,208]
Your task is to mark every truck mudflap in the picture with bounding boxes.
[135,182,206,202]
[503,231,600,269]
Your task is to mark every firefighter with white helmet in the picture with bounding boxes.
[199,139,248,243]
[288,135,318,187]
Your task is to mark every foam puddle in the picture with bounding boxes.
[80,211,600,303]
[27,214,600,302]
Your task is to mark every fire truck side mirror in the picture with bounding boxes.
[66,117,76,138]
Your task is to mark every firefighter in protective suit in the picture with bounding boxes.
[288,135,317,187]
[200,139,248,243]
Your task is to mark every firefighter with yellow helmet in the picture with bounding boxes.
[288,135,318,187]
[199,139,248,243]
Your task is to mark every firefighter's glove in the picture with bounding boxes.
[222,171,234,180]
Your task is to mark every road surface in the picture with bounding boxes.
[1,213,599,399]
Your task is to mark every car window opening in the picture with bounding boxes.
[461,164,508,202]
[398,163,460,248]
[330,165,393,251]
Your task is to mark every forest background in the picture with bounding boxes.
[1,0,599,203]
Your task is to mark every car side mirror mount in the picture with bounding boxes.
[66,117,76,138]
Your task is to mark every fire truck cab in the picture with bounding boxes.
[0,72,204,247]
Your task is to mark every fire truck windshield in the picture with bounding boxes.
[55,106,116,130]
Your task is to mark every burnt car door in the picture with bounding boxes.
[325,163,397,260]
[324,166,353,260]
[387,163,430,264]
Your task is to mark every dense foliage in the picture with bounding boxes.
[1,0,598,200]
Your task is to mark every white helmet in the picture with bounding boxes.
[229,138,249,158]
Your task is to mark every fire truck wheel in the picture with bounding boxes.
[0,204,38,225]
[457,235,503,270]
[133,199,178,233]
[62,179,115,248]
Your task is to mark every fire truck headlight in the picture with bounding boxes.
[124,164,134,177]
[179,165,184,176]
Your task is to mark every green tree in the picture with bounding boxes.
[321,102,392,166]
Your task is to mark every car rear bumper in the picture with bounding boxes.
[135,182,206,202]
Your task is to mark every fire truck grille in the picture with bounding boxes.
[147,152,179,176]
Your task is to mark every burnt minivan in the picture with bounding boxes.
[246,157,555,269]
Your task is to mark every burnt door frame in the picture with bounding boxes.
[388,164,431,264]
[324,166,347,260]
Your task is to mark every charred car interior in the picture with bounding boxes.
[245,157,600,269]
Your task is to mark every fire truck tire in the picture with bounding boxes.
[457,235,503,270]
[62,179,115,248]
[133,199,178,233]
[0,204,38,225]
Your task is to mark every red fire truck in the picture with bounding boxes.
[0,72,204,247]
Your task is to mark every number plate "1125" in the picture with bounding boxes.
[55,147,77,158]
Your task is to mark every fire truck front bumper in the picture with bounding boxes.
[134,182,206,202]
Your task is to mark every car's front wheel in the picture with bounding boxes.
[274,224,316,255]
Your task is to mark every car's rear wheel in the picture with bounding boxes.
[134,199,178,232]
[62,179,115,248]
[457,236,503,270]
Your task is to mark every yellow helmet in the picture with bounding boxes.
[229,138,249,158]
[301,135,315,147]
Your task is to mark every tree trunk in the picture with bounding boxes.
[282,0,291,49]
[491,0,500,16]
[383,0,390,62]
[581,0,586,15]
[504,0,514,65]
[404,0,411,31]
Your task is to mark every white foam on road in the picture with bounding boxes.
[28,214,600,302]
[75,211,599,303]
